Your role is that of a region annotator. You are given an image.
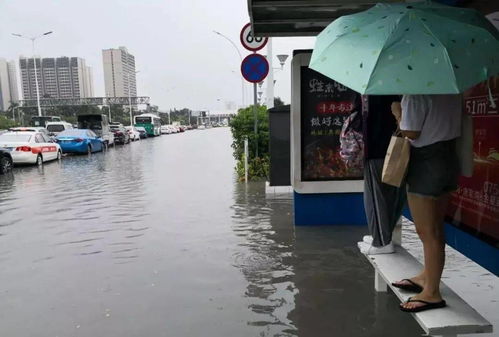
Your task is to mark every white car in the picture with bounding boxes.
[160,125,171,134]
[125,126,141,141]
[46,121,73,136]
[0,131,62,165]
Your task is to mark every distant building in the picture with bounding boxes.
[102,47,137,97]
[0,58,19,111]
[19,56,94,100]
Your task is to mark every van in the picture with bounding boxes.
[46,121,73,136]
[77,114,114,147]
[30,116,62,127]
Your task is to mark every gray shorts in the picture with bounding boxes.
[406,139,459,198]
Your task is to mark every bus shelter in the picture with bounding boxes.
[247,0,499,275]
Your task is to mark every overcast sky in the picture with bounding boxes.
[0,0,315,112]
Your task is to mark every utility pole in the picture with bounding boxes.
[12,31,53,117]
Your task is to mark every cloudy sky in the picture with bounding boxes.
[1,0,315,112]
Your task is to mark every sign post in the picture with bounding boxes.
[240,23,269,159]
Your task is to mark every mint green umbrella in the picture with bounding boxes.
[310,1,499,95]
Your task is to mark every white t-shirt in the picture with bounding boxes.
[400,94,462,148]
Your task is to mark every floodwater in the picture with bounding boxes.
[0,127,496,337]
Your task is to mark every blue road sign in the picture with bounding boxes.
[241,53,269,83]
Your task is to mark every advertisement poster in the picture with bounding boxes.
[447,76,499,247]
[300,67,362,181]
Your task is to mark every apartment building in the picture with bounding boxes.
[102,47,137,97]
[0,59,19,111]
[19,56,94,100]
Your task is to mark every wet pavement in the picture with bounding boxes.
[0,128,496,337]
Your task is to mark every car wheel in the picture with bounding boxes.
[0,156,13,174]
[36,154,43,166]
[57,150,62,160]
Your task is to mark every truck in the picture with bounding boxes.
[77,114,114,147]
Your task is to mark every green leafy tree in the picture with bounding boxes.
[273,97,285,107]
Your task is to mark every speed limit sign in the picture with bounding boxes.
[240,23,268,52]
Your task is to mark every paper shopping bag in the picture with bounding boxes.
[382,135,410,187]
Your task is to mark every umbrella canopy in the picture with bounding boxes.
[310,1,499,95]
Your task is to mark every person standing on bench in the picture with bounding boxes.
[391,94,462,313]
[359,95,407,255]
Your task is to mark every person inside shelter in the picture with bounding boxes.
[359,95,406,255]
[390,94,462,313]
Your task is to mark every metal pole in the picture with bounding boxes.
[32,40,42,117]
[127,73,133,127]
[253,82,258,158]
[265,38,274,109]
[244,137,249,183]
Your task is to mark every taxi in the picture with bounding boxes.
[0,130,62,165]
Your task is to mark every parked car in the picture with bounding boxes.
[110,124,130,144]
[160,125,171,134]
[10,127,52,139]
[77,114,114,148]
[55,129,104,154]
[125,126,141,141]
[0,148,13,174]
[136,127,148,139]
[46,121,73,136]
[0,131,62,165]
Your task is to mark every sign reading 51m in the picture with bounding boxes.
[240,23,268,52]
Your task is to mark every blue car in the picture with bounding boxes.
[56,129,104,154]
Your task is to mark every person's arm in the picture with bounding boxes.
[397,95,427,140]
[391,101,420,139]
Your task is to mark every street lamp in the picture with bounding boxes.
[127,70,140,127]
[260,53,289,106]
[12,31,53,117]
[213,30,246,107]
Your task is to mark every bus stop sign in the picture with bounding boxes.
[241,53,269,83]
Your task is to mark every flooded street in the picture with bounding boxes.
[0,128,496,337]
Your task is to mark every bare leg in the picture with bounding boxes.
[401,193,448,310]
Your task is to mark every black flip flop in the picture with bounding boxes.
[391,279,423,293]
[400,298,447,313]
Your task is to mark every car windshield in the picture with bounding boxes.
[57,130,87,138]
[46,125,65,132]
[0,134,32,142]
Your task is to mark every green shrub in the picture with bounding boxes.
[230,105,269,180]
[0,114,18,130]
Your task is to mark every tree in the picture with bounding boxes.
[274,97,285,107]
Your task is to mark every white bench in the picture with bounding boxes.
[359,242,493,337]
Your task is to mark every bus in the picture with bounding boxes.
[134,113,161,137]
[30,116,62,127]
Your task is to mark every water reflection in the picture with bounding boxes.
[232,182,298,336]
[231,182,422,337]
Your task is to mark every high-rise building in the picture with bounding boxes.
[102,47,137,97]
[0,59,19,111]
[19,56,94,100]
